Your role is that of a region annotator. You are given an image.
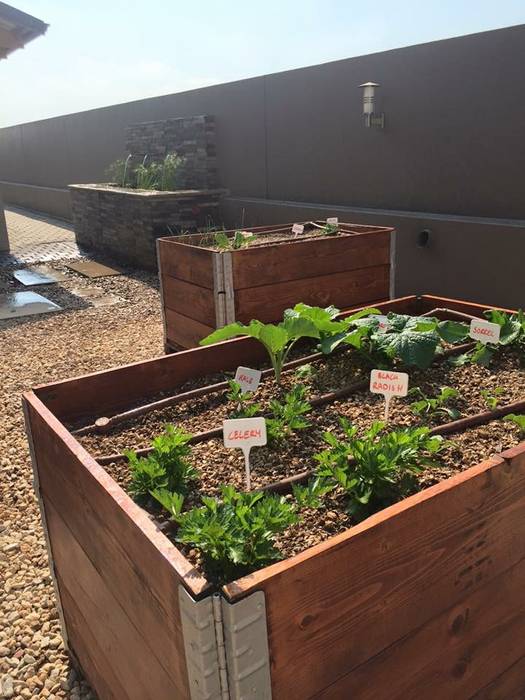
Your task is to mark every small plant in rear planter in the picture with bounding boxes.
[24,295,525,700]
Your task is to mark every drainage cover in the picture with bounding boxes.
[0,291,62,319]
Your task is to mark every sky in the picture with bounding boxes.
[1,0,524,127]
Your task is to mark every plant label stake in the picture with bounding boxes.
[234,366,262,394]
[370,369,409,421]
[375,315,390,332]
[292,223,304,237]
[223,417,267,491]
[326,217,338,224]
[469,319,501,345]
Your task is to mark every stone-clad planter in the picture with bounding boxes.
[69,184,227,270]
[23,294,525,699]
[158,221,395,350]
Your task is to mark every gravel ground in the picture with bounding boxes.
[0,258,163,699]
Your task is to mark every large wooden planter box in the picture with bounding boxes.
[158,221,395,350]
[69,184,227,270]
[24,295,525,700]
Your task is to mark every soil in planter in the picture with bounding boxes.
[103,418,522,577]
[190,224,365,252]
[91,343,524,578]
[79,349,525,460]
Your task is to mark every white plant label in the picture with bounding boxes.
[234,366,262,394]
[469,319,500,345]
[370,369,409,421]
[375,315,390,332]
[223,417,267,491]
[326,217,338,225]
[292,223,304,236]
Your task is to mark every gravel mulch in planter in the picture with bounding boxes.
[0,257,163,700]
[81,348,524,459]
[97,340,524,583]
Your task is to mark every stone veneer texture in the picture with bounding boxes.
[124,115,217,190]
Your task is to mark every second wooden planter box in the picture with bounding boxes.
[23,294,525,699]
[157,221,395,350]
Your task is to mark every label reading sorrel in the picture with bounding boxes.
[469,319,501,345]
[234,366,262,394]
[326,217,338,225]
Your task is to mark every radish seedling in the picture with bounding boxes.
[408,386,460,421]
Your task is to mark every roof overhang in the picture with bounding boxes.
[0,1,48,60]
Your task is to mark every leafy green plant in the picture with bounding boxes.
[214,230,257,251]
[408,386,460,421]
[168,485,297,583]
[160,152,185,190]
[135,161,159,190]
[481,387,504,410]
[294,363,316,381]
[226,379,261,418]
[323,223,339,235]
[150,488,185,518]
[200,315,322,384]
[125,425,196,501]
[267,384,311,443]
[105,158,128,187]
[372,315,469,369]
[315,419,444,519]
[105,152,185,191]
[292,477,333,509]
[451,309,525,367]
[503,414,525,435]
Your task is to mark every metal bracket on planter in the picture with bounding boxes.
[221,590,272,699]
[179,586,272,700]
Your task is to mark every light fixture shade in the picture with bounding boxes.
[359,82,380,115]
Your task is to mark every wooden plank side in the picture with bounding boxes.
[32,335,269,422]
[61,587,125,700]
[314,556,525,699]
[33,295,417,421]
[162,274,217,326]
[231,230,391,290]
[471,656,525,699]
[235,264,390,323]
[48,504,184,700]
[418,295,517,317]
[165,307,215,350]
[25,395,198,697]
[158,238,216,289]
[225,453,525,699]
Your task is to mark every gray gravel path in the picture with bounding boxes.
[0,259,163,699]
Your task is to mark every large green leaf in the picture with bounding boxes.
[281,315,320,341]
[258,324,289,353]
[437,320,469,344]
[199,321,255,346]
[375,330,440,369]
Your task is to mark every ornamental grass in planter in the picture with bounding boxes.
[157,220,395,350]
[70,153,227,270]
[24,295,525,699]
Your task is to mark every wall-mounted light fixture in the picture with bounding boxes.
[359,82,384,128]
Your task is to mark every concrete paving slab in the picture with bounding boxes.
[69,286,124,307]
[13,265,67,286]
[65,261,121,278]
[0,291,62,320]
